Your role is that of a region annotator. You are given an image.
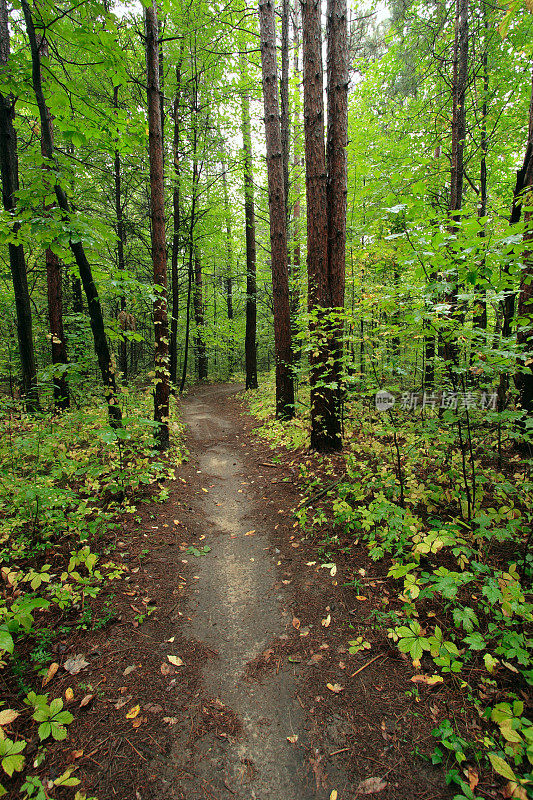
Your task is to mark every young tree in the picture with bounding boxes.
[145,0,170,448]
[239,51,258,390]
[258,0,295,418]
[0,0,39,410]
[21,0,121,425]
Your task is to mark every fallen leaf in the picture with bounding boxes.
[322,614,331,627]
[123,665,137,676]
[0,709,19,726]
[64,654,89,675]
[163,716,179,725]
[245,530,256,536]
[308,653,323,665]
[466,766,478,791]
[326,683,344,694]
[167,655,184,667]
[115,695,132,710]
[72,750,84,759]
[330,792,338,800]
[126,705,140,719]
[287,734,298,743]
[299,627,310,637]
[355,595,367,601]
[288,655,302,663]
[80,694,94,708]
[132,715,146,729]
[42,662,59,687]
[292,616,301,630]
[356,776,387,794]
[161,663,174,676]
[65,688,74,702]
[503,781,528,799]
[410,674,444,686]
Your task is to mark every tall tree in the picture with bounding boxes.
[240,52,258,391]
[301,0,329,449]
[145,0,170,448]
[22,0,121,425]
[170,54,184,388]
[258,0,295,418]
[0,0,39,410]
[325,0,348,446]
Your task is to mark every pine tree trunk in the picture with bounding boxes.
[0,0,39,411]
[22,0,122,425]
[145,0,170,448]
[291,0,302,363]
[325,0,348,448]
[258,0,295,418]
[240,55,258,391]
[281,0,290,222]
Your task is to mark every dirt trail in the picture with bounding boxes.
[155,384,324,799]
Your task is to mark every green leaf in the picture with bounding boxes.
[487,753,517,781]
[0,630,14,654]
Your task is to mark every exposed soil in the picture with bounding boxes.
[34,383,453,800]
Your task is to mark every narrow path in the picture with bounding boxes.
[157,384,323,800]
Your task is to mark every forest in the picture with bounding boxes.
[0,0,532,797]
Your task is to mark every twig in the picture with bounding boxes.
[329,747,350,757]
[260,462,279,468]
[124,738,147,761]
[349,653,386,677]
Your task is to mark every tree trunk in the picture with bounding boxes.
[514,63,533,423]
[325,0,348,447]
[222,156,234,376]
[145,0,170,449]
[291,0,302,362]
[0,0,39,411]
[240,54,258,391]
[22,0,122,425]
[280,0,290,222]
[443,0,469,365]
[113,85,128,384]
[258,0,295,418]
[193,248,208,381]
[170,56,183,388]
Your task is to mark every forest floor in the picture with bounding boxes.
[47,383,452,800]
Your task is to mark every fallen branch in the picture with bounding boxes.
[349,652,386,677]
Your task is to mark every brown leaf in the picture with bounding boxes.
[80,694,94,708]
[0,709,19,726]
[356,776,387,794]
[466,767,479,791]
[410,674,444,686]
[321,614,331,627]
[71,750,84,759]
[292,616,301,630]
[42,662,59,687]
[161,663,175,676]
[326,683,344,694]
[503,782,528,800]
[65,688,74,703]
[287,734,298,743]
[63,653,89,675]
[163,716,179,725]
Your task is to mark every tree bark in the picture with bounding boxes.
[170,56,183,388]
[0,0,39,411]
[22,0,122,425]
[222,155,234,376]
[113,85,128,384]
[325,0,348,447]
[258,0,295,418]
[193,248,208,380]
[281,0,290,222]
[291,0,302,362]
[240,53,258,391]
[514,63,533,424]
[145,0,170,448]
[443,0,469,365]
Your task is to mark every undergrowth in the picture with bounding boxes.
[244,375,533,800]
[0,390,186,799]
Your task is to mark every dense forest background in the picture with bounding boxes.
[1,0,533,796]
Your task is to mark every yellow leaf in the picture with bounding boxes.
[505,781,528,800]
[355,595,367,601]
[126,704,140,719]
[488,753,517,782]
[330,792,338,800]
[326,683,344,694]
[65,688,74,702]
[287,734,298,743]
[322,614,331,627]
[167,655,184,667]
